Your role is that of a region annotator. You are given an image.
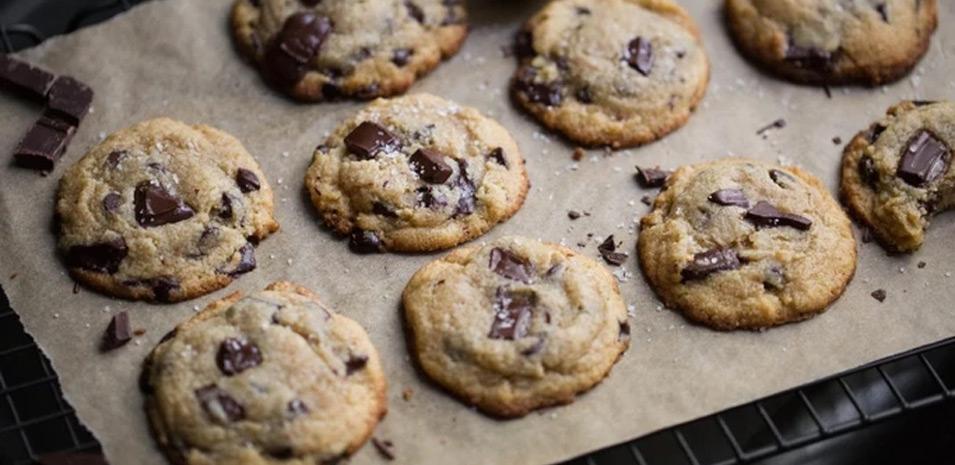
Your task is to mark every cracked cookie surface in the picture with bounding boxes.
[231,0,467,102]
[402,236,630,417]
[143,282,387,465]
[726,0,938,85]
[638,158,856,330]
[840,100,955,252]
[305,93,529,253]
[511,0,709,148]
[57,118,278,302]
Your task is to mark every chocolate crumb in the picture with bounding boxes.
[871,289,887,302]
[756,118,786,136]
[917,261,927,269]
[372,438,396,461]
[72,282,79,294]
[832,136,842,145]
[567,210,582,220]
[572,147,585,161]
[597,235,628,266]
[640,195,652,206]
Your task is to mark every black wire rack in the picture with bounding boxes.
[2,1,955,464]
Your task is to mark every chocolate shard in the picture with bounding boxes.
[134,181,195,227]
[409,148,453,184]
[102,192,123,213]
[263,12,332,88]
[236,168,261,193]
[745,201,813,231]
[217,337,263,376]
[13,113,76,171]
[452,159,476,216]
[681,248,741,282]
[101,311,132,351]
[67,238,128,274]
[597,235,628,266]
[195,384,246,423]
[222,243,256,277]
[635,166,671,188]
[489,248,534,283]
[345,354,369,375]
[488,287,536,340]
[0,55,55,98]
[345,121,401,159]
[708,188,749,208]
[625,36,654,76]
[47,76,94,125]
[897,130,951,187]
[349,230,385,254]
[487,147,508,168]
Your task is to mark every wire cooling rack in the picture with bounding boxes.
[2,1,954,464]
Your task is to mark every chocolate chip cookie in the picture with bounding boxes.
[402,236,630,417]
[305,93,529,253]
[511,0,709,148]
[57,118,279,302]
[231,0,467,102]
[142,282,387,464]
[638,158,856,330]
[840,101,954,252]
[726,0,938,85]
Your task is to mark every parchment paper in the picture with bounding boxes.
[1,1,954,464]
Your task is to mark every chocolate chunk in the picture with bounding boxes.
[576,6,592,15]
[763,265,786,291]
[618,321,630,341]
[769,169,796,188]
[266,447,295,460]
[521,337,546,356]
[409,148,453,184]
[487,147,508,167]
[681,248,741,282]
[356,83,381,99]
[215,193,235,221]
[148,277,179,302]
[866,123,887,143]
[372,202,399,218]
[236,168,261,193]
[745,201,812,230]
[514,67,562,106]
[195,384,245,422]
[625,37,654,76]
[105,150,127,169]
[416,186,447,209]
[406,1,425,23]
[859,155,879,187]
[263,12,333,88]
[875,3,889,22]
[392,48,413,66]
[912,100,938,107]
[223,243,256,276]
[321,82,344,100]
[871,289,887,302]
[568,210,581,220]
[641,195,652,206]
[47,76,94,125]
[217,337,263,376]
[757,119,786,136]
[349,230,384,254]
[345,354,368,375]
[635,166,671,188]
[0,55,55,98]
[488,287,536,340]
[13,114,76,171]
[708,188,749,208]
[597,235,628,266]
[372,438,396,461]
[785,42,833,70]
[134,181,195,227]
[897,130,951,187]
[514,29,535,58]
[918,261,927,269]
[833,136,843,145]
[196,227,220,256]
[287,399,310,416]
[102,192,122,213]
[489,248,534,283]
[345,121,400,159]
[67,238,128,274]
[101,311,132,351]
[575,86,593,104]
[452,159,476,216]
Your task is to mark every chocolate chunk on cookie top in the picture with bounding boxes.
[840,101,955,252]
[511,0,709,148]
[143,282,387,465]
[403,236,630,417]
[231,0,468,101]
[726,0,938,85]
[56,118,279,302]
[306,94,529,253]
[639,158,856,330]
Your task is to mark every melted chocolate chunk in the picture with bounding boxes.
[217,337,263,376]
[635,166,671,188]
[575,86,593,104]
[708,188,749,208]
[785,42,834,70]
[597,235,628,266]
[345,354,369,375]
[875,3,889,22]
[101,311,132,351]
[859,155,879,187]
[392,48,413,66]
[215,193,235,221]
[196,227,220,256]
[372,202,399,218]
[452,159,476,216]
[681,248,741,282]
[149,278,179,302]
[236,168,261,193]
[195,384,245,422]
[625,37,654,76]
[287,399,310,416]
[345,122,400,159]
[763,265,786,291]
[349,230,385,254]
[223,243,256,276]
[866,123,888,143]
[745,201,812,230]
[134,181,195,227]
[897,130,951,187]
[102,192,122,213]
[406,1,425,23]
[410,148,453,184]
[769,169,796,188]
[47,76,93,125]
[105,150,127,169]
[489,248,534,283]
[488,287,536,340]
[13,114,75,171]
[321,82,344,100]
[514,67,562,106]
[0,55,55,98]
[514,29,535,58]
[263,12,332,88]
[416,186,446,209]
[487,147,508,167]
[67,238,128,274]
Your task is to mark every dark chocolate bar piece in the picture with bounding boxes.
[13,113,76,171]
[0,55,55,99]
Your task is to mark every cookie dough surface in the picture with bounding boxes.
[231,0,467,101]
[305,93,529,253]
[402,236,630,417]
[726,0,938,85]
[840,101,955,252]
[639,158,856,330]
[57,118,278,302]
[511,0,709,148]
[143,282,387,465]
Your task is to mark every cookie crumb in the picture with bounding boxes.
[372,438,395,461]
[871,289,887,302]
[572,147,585,161]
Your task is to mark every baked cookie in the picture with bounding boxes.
[726,0,938,85]
[305,93,529,253]
[402,236,630,417]
[840,101,955,252]
[638,158,856,330]
[231,0,467,102]
[57,118,278,302]
[511,0,709,148]
[142,282,387,465]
